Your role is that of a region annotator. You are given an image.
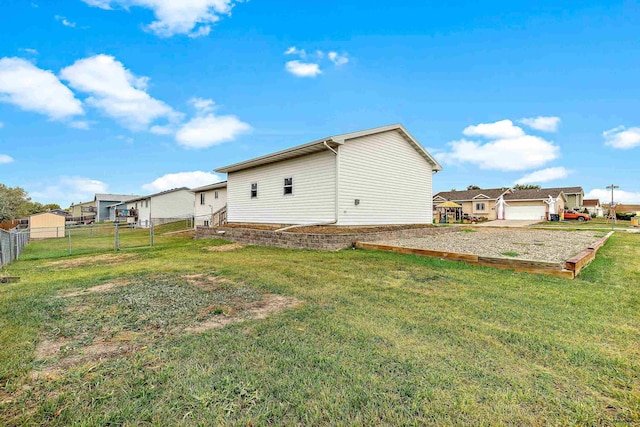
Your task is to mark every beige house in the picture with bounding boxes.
[503,188,567,220]
[126,187,195,228]
[542,187,583,210]
[193,182,227,227]
[29,212,66,239]
[69,200,97,220]
[434,187,570,221]
[433,188,512,221]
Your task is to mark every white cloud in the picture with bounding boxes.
[190,97,215,113]
[328,51,349,66]
[463,119,525,139]
[0,154,14,164]
[60,54,178,130]
[519,116,561,132]
[0,57,84,121]
[29,176,109,205]
[80,0,240,37]
[586,188,640,204]
[175,113,250,149]
[55,15,77,27]
[149,125,174,135]
[285,60,322,78]
[20,48,38,55]
[285,46,307,58]
[142,171,224,192]
[436,119,561,171]
[69,120,90,130]
[515,167,570,184]
[603,126,640,149]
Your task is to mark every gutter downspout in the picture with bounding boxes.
[323,140,339,225]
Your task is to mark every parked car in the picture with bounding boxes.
[564,210,591,221]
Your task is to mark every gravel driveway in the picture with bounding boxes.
[371,228,605,262]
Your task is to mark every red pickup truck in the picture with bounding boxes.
[563,210,591,221]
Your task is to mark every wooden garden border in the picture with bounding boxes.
[355,231,614,279]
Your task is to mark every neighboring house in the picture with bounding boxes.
[94,194,140,222]
[193,181,227,227]
[583,199,603,217]
[433,188,512,221]
[69,200,97,220]
[503,188,567,220]
[29,212,66,239]
[125,188,194,228]
[545,186,583,210]
[214,124,443,225]
[48,209,70,217]
[69,194,139,222]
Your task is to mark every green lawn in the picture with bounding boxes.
[1,231,639,425]
[536,217,635,230]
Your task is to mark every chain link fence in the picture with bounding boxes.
[0,228,30,267]
[3,219,196,263]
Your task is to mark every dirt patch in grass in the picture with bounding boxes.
[31,273,301,382]
[60,279,132,297]
[47,253,138,270]
[186,294,301,333]
[183,274,232,291]
[203,243,244,252]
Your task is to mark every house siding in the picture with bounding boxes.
[150,190,194,223]
[195,188,227,226]
[337,130,434,225]
[227,150,336,224]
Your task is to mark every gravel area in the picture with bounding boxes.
[372,228,606,263]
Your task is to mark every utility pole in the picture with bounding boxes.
[606,184,619,230]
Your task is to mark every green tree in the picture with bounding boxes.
[513,184,541,190]
[467,185,481,190]
[0,184,32,222]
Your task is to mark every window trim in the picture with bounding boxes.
[250,182,258,199]
[200,193,205,205]
[214,191,219,199]
[474,202,487,213]
[283,177,293,196]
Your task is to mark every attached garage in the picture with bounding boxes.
[504,205,546,220]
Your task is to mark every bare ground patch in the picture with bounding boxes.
[47,253,138,270]
[203,243,244,252]
[60,278,132,298]
[183,274,232,291]
[186,294,301,333]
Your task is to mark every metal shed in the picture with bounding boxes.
[29,212,66,239]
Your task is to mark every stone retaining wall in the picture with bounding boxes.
[195,226,459,250]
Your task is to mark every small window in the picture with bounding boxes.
[284,177,293,195]
[145,200,149,208]
[214,191,219,199]
[251,183,258,199]
[475,202,486,211]
[204,220,210,227]
[200,193,205,205]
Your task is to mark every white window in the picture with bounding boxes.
[284,177,293,195]
[214,191,219,199]
[204,220,210,227]
[475,202,486,212]
[251,183,258,199]
[145,200,149,208]
[200,193,205,205]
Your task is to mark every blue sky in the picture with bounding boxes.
[1,0,640,207]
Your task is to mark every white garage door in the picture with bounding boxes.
[505,205,546,220]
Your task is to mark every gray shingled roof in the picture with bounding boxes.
[538,186,583,195]
[434,188,510,201]
[504,188,566,201]
[126,187,192,203]
[94,194,141,202]
[192,181,227,193]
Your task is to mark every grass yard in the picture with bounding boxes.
[0,231,639,425]
[536,217,635,231]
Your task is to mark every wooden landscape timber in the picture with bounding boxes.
[0,277,20,284]
[565,231,614,277]
[356,231,615,279]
